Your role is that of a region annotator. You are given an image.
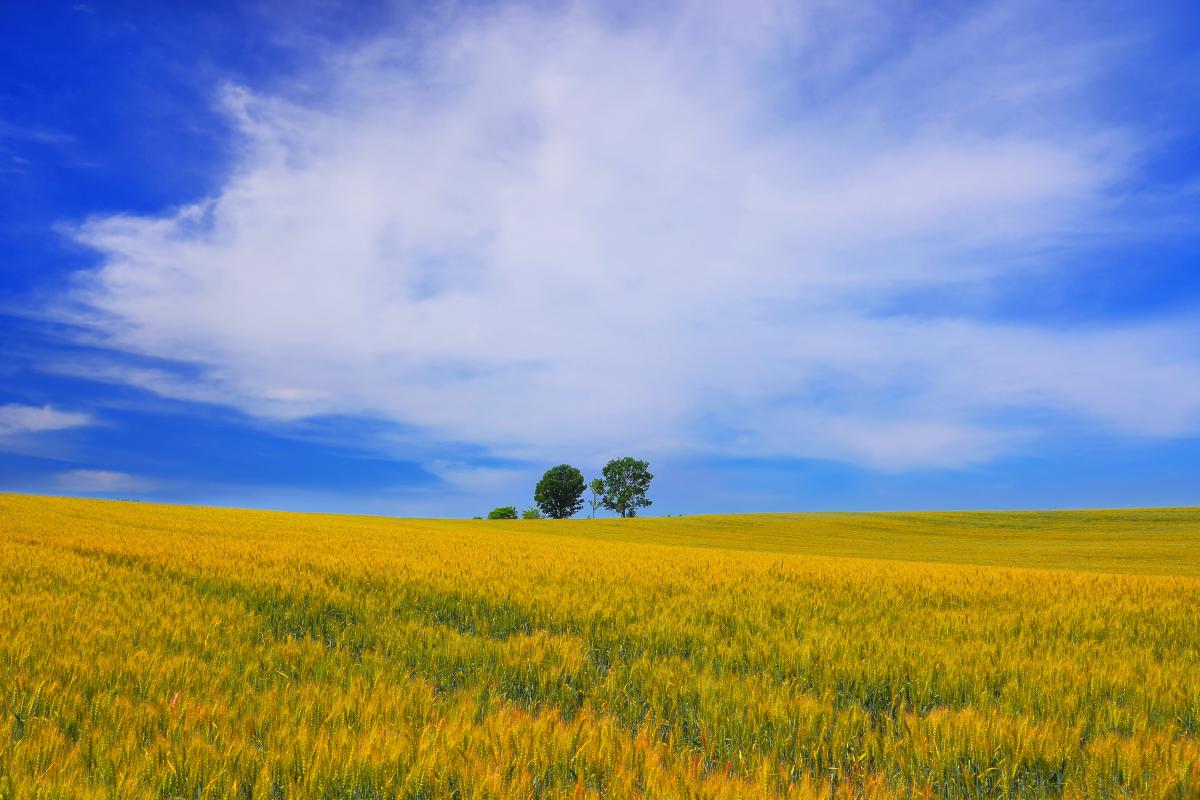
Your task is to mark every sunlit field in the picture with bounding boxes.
[2,493,1198,799]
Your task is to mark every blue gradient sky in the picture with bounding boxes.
[2,0,1199,516]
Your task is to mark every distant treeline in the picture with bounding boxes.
[483,457,652,520]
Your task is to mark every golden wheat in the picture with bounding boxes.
[1,493,1198,798]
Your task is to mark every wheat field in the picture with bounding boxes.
[1,493,1198,799]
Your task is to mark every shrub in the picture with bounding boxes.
[487,506,518,520]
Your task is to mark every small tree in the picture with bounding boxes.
[521,506,543,520]
[534,464,586,519]
[487,505,518,520]
[586,478,604,518]
[598,457,653,518]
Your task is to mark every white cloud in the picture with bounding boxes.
[0,404,92,437]
[58,0,1200,469]
[404,461,541,514]
[56,469,155,494]
[427,461,534,495]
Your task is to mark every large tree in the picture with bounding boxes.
[598,457,653,518]
[533,464,586,519]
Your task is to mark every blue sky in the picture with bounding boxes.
[2,0,1199,516]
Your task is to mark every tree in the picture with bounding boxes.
[534,464,586,519]
[521,506,544,520]
[598,457,653,518]
[487,505,518,520]
[586,478,604,518]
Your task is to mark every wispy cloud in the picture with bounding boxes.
[0,118,75,146]
[57,0,1200,469]
[56,469,155,494]
[0,403,92,437]
[0,403,94,462]
[427,461,531,493]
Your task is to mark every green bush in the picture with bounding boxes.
[487,506,518,520]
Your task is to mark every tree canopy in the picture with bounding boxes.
[533,464,586,519]
[586,478,604,518]
[598,457,653,518]
[487,506,518,520]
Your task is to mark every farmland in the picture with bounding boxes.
[1,493,1198,799]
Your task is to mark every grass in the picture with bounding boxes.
[1,492,1198,798]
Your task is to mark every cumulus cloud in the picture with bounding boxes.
[56,469,155,494]
[0,404,92,438]
[59,0,1200,469]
